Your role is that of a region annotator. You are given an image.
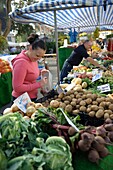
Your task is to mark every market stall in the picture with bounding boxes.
[0,0,112,169]
[9,0,113,83]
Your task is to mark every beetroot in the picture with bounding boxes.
[81,132,94,144]
[95,136,113,146]
[105,118,112,124]
[104,124,113,131]
[88,149,100,164]
[96,126,107,137]
[78,140,91,152]
[91,140,105,152]
[107,131,113,142]
[99,147,113,158]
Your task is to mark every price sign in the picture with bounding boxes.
[65,83,75,92]
[14,92,31,113]
[92,71,103,82]
[97,84,111,93]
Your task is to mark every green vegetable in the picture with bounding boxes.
[45,136,73,170]
[0,149,7,170]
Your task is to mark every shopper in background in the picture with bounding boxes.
[60,39,106,82]
[12,33,48,102]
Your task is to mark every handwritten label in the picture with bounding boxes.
[14,92,31,113]
[92,71,103,82]
[97,84,111,93]
[61,111,79,132]
[65,83,75,92]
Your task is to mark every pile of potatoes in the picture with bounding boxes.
[45,89,113,120]
[3,102,45,118]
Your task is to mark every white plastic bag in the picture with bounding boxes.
[41,70,53,93]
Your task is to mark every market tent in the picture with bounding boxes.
[9,0,113,32]
[9,0,113,83]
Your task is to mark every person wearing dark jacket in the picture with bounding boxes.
[60,40,106,82]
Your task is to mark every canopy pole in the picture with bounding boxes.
[54,10,60,84]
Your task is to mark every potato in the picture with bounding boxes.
[95,109,104,118]
[58,93,64,99]
[92,94,98,100]
[50,100,60,108]
[74,86,82,92]
[86,94,92,98]
[109,104,113,111]
[3,108,13,115]
[26,106,36,117]
[104,113,109,119]
[56,98,61,102]
[88,111,95,117]
[23,116,30,120]
[70,94,75,99]
[65,105,73,113]
[76,94,81,99]
[92,101,98,105]
[99,102,106,108]
[64,100,70,105]
[110,114,113,119]
[104,110,112,115]
[86,98,92,105]
[77,98,82,104]
[96,98,102,103]
[11,103,20,112]
[26,102,36,108]
[63,96,72,102]
[91,105,99,111]
[59,102,66,109]
[87,108,91,113]
[71,101,76,107]
[72,98,77,102]
[76,105,80,109]
[35,103,44,109]
[82,95,87,100]
[72,109,79,115]
[106,102,111,107]
[80,101,86,106]
[79,106,86,112]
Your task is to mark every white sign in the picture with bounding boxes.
[92,71,103,82]
[14,92,31,113]
[61,110,80,132]
[97,84,111,93]
[65,83,75,92]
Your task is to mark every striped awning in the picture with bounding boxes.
[9,0,113,32]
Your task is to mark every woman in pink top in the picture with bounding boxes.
[12,33,47,102]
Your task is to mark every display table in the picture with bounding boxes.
[0,72,12,109]
[59,47,73,70]
[73,146,113,170]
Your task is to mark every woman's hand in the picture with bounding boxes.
[41,69,49,75]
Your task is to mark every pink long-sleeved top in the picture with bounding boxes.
[12,50,41,99]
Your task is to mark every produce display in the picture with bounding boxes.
[1,102,113,170]
[1,53,113,169]
[0,58,12,73]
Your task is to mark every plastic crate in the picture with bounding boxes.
[35,89,58,103]
[79,112,105,127]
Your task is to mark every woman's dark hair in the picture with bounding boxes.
[27,33,39,44]
[27,33,46,50]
